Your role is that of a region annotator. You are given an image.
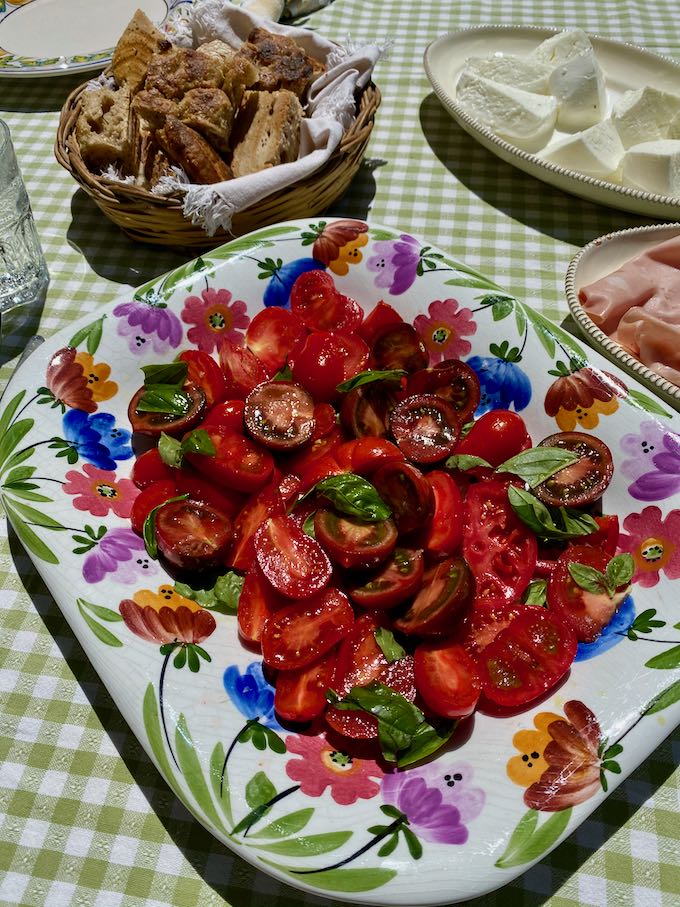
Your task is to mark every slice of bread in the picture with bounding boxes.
[76,85,132,170]
[144,46,227,100]
[240,27,325,97]
[111,9,169,94]
[230,89,302,178]
[156,116,232,184]
[177,88,235,153]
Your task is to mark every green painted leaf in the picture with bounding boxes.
[380,804,403,819]
[625,388,673,418]
[245,771,277,810]
[495,808,572,869]
[2,488,52,503]
[377,834,398,857]
[7,500,65,530]
[265,862,397,893]
[525,308,586,364]
[141,684,183,801]
[175,713,227,834]
[162,261,197,297]
[4,465,35,484]
[440,256,503,289]
[0,418,34,471]
[368,228,398,241]
[402,825,423,859]
[0,390,26,438]
[492,298,514,321]
[252,831,352,856]
[250,808,314,840]
[646,680,680,714]
[646,645,680,670]
[69,316,104,355]
[209,741,233,827]
[262,725,286,754]
[76,599,122,647]
[524,308,556,358]
[3,447,34,471]
[78,599,124,622]
[515,303,528,338]
[444,275,498,290]
[4,504,59,563]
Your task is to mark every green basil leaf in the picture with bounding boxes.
[273,364,293,382]
[143,494,189,558]
[136,385,193,416]
[567,561,608,595]
[523,578,547,605]
[174,571,244,614]
[182,428,216,457]
[445,454,492,471]
[508,486,599,540]
[373,628,406,663]
[396,718,456,768]
[606,553,634,591]
[314,474,391,521]
[158,432,183,468]
[142,362,188,386]
[336,369,407,394]
[496,447,579,488]
[302,512,316,538]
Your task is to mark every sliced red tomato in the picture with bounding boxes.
[295,453,346,495]
[370,323,429,373]
[463,479,537,602]
[238,562,286,645]
[284,425,346,477]
[581,514,619,556]
[155,499,232,571]
[130,479,178,535]
[414,641,482,719]
[186,426,274,493]
[227,480,285,570]
[393,556,473,636]
[245,307,307,374]
[356,300,404,347]
[335,437,404,475]
[454,410,531,467]
[372,460,434,534]
[219,338,270,399]
[275,651,339,723]
[314,509,398,569]
[406,360,481,424]
[179,350,227,405]
[416,470,464,558]
[390,393,461,464]
[289,332,350,403]
[534,431,614,508]
[255,514,332,598]
[131,447,176,489]
[201,399,245,433]
[311,402,337,440]
[347,547,424,610]
[290,270,363,335]
[477,608,577,708]
[547,543,630,643]
[174,466,246,518]
[128,383,207,437]
[244,381,315,451]
[261,587,354,670]
[456,599,533,658]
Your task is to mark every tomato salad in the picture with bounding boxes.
[126,269,633,768]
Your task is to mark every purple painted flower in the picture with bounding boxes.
[381,761,484,845]
[368,234,422,295]
[82,527,159,584]
[621,420,680,500]
[113,298,183,355]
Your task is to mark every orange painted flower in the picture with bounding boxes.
[507,711,563,788]
[119,584,216,644]
[309,219,369,274]
[544,366,626,431]
[74,351,118,402]
[44,347,96,412]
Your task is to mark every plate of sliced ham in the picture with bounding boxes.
[566,222,680,410]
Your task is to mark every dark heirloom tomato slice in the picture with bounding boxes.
[417,470,464,558]
[178,350,227,406]
[347,547,424,610]
[275,651,339,723]
[477,608,577,708]
[201,399,245,433]
[463,479,537,602]
[255,514,332,598]
[227,480,285,570]
[389,393,461,464]
[454,410,531,467]
[244,381,315,451]
[547,543,630,643]
[131,447,176,489]
[372,460,434,534]
[393,556,473,636]
[130,479,178,535]
[356,300,404,346]
[261,588,354,670]
[534,431,614,508]
[245,306,308,375]
[340,384,397,439]
[155,500,232,572]
[371,322,429,373]
[238,562,286,644]
[314,509,398,570]
[128,382,206,437]
[174,467,246,518]
[219,338,270,399]
[414,641,482,719]
[406,359,481,424]
[335,438,404,475]
[186,426,274,493]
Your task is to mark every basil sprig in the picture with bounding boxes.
[568,553,634,598]
[141,362,188,386]
[336,369,407,394]
[136,384,193,416]
[175,571,244,615]
[373,628,406,663]
[446,454,492,471]
[446,446,579,488]
[308,474,391,522]
[143,493,189,558]
[523,578,548,605]
[158,429,216,468]
[327,682,455,767]
[508,485,599,540]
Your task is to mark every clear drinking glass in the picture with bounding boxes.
[0,118,49,313]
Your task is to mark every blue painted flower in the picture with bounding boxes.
[262,258,325,308]
[467,342,532,415]
[574,595,636,661]
[113,297,183,355]
[62,410,133,470]
[223,661,282,729]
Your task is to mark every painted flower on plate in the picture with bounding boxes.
[618,506,680,588]
[620,421,680,501]
[82,527,158,584]
[413,298,477,362]
[307,219,369,275]
[368,234,422,295]
[62,410,133,471]
[44,347,96,413]
[223,661,280,730]
[509,700,602,812]
[381,760,484,844]
[544,366,626,431]
[63,463,138,518]
[466,346,531,414]
[262,258,325,308]
[73,351,118,403]
[119,584,216,644]
[284,733,383,805]
[113,297,183,355]
[181,288,249,353]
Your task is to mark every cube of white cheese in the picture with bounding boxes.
[540,120,624,178]
[456,72,557,153]
[531,28,594,67]
[622,139,680,196]
[462,54,551,94]
[548,49,608,132]
[612,86,680,148]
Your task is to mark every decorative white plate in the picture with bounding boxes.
[2,219,680,905]
[423,25,680,219]
[566,222,680,412]
[0,0,192,78]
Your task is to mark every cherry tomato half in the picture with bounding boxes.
[356,300,403,347]
[347,547,424,610]
[245,307,307,375]
[393,556,473,637]
[534,431,614,508]
[406,359,481,424]
[186,426,274,493]
[155,499,232,572]
[131,447,176,489]
[456,598,530,659]
[416,470,464,558]
[255,514,332,599]
[340,384,397,439]
[335,437,404,475]
[174,467,246,518]
[291,270,362,335]
[219,338,270,399]
[128,382,206,437]
[390,393,461,464]
[275,652,339,723]
[454,410,531,467]
[414,641,482,719]
[314,509,398,570]
[372,460,434,534]
[244,381,315,451]
[291,332,368,403]
[227,480,285,571]
[179,350,227,406]
[238,562,286,645]
[371,322,429,373]
[130,479,178,535]
[201,399,245,433]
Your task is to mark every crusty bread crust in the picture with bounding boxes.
[77,86,131,169]
[240,27,325,97]
[177,88,235,153]
[156,116,232,184]
[144,47,227,100]
[231,89,302,178]
[111,9,169,94]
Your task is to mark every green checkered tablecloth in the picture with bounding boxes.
[1,1,680,905]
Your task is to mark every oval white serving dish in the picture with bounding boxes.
[423,25,680,219]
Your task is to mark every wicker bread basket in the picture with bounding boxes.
[55,71,380,250]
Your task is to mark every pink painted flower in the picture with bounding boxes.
[63,463,139,518]
[414,298,477,362]
[618,506,680,588]
[284,733,383,805]
[181,288,249,353]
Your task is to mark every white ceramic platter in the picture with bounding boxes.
[0,0,192,77]
[424,25,680,219]
[566,222,680,411]
[2,219,680,905]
